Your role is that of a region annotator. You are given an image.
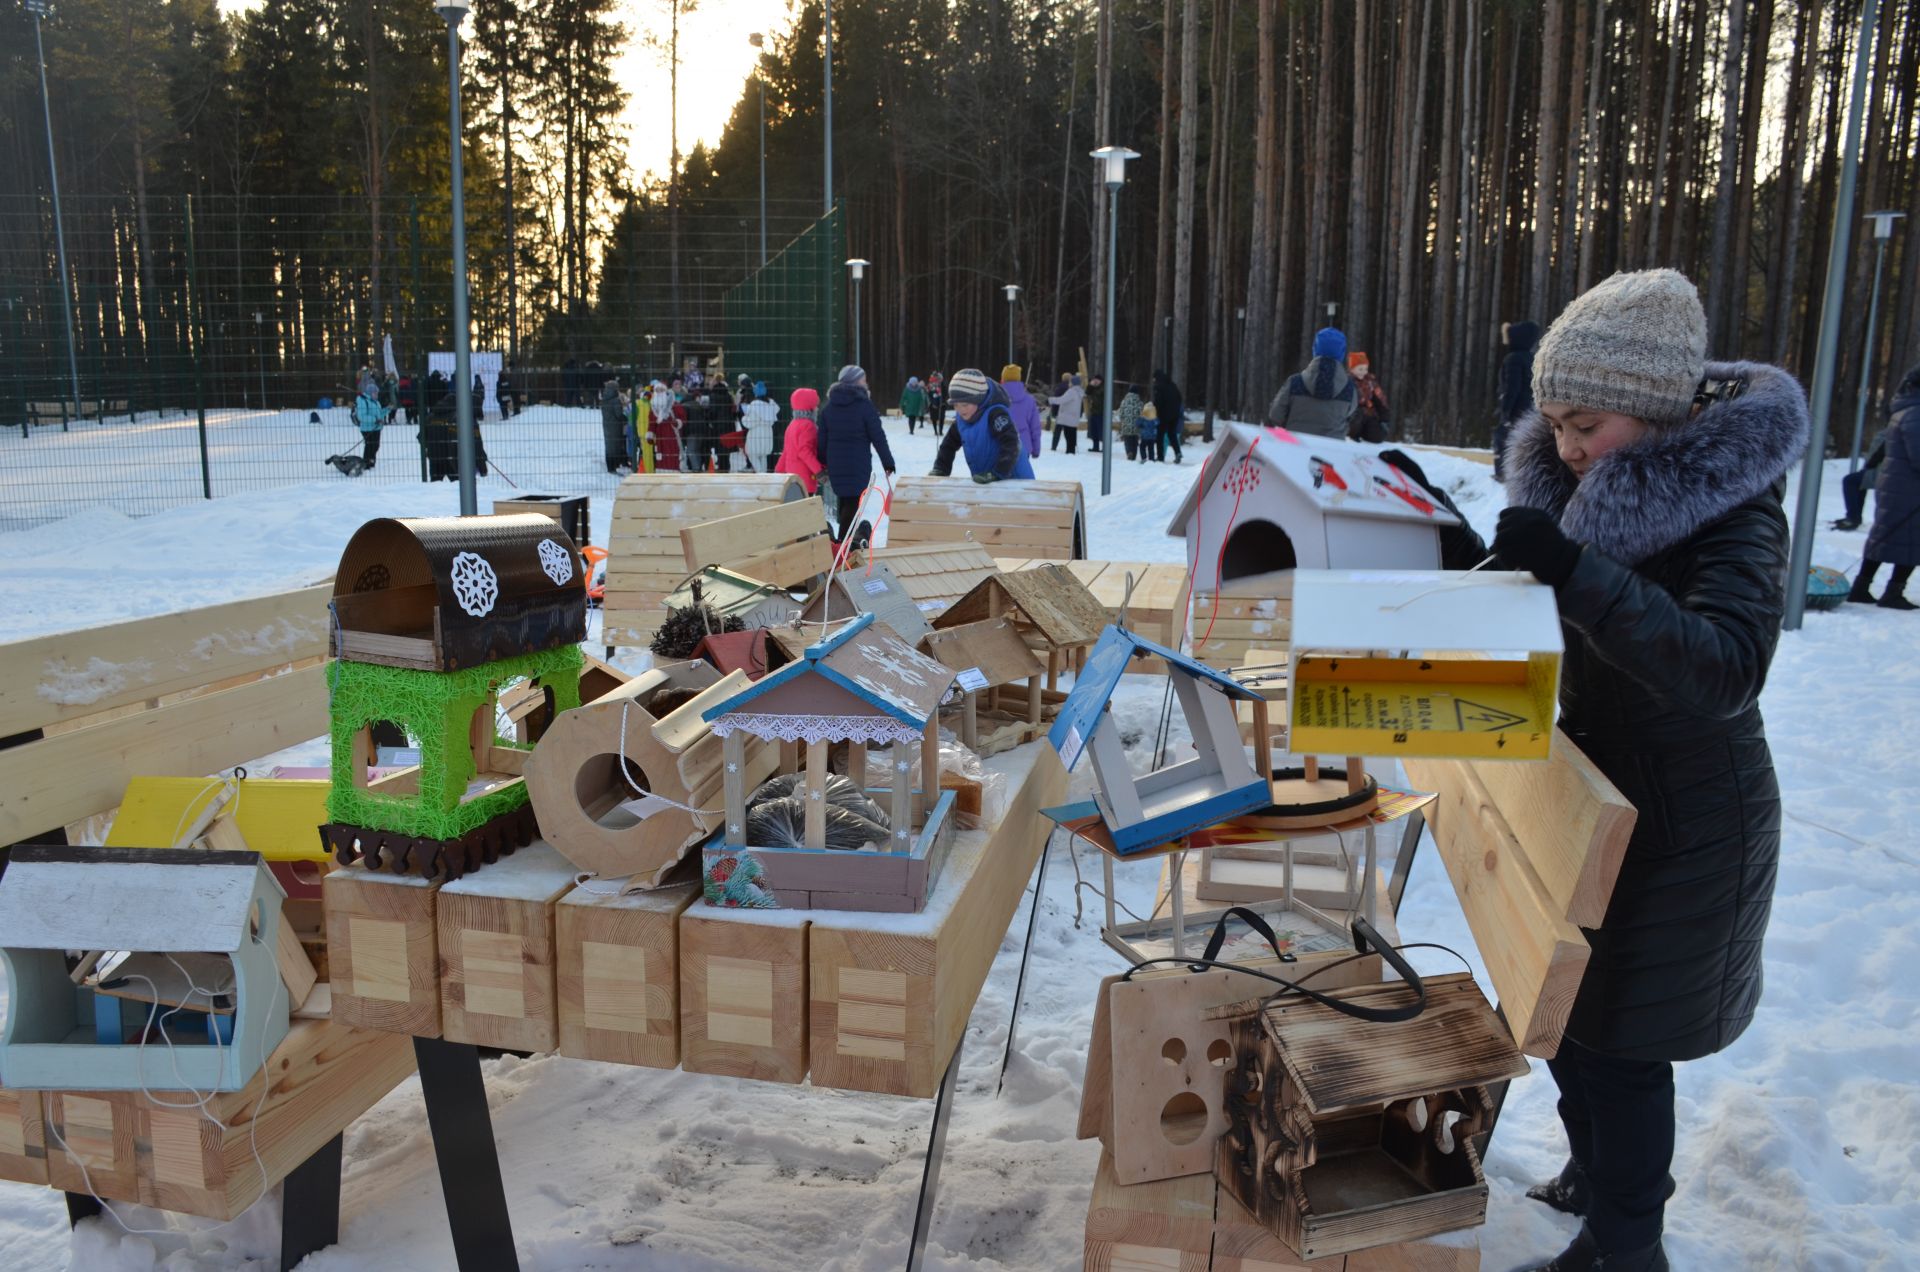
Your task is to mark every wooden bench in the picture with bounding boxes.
[23,399,128,431]
[679,496,835,588]
[603,472,810,650]
[888,476,1086,560]
[0,586,419,1269]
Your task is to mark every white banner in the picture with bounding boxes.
[428,351,504,417]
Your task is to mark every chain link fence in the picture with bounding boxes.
[0,193,844,532]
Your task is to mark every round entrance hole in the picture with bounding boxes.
[1160,1038,1187,1066]
[1207,1038,1232,1067]
[575,754,653,829]
[1160,1091,1208,1146]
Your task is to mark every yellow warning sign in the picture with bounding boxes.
[1289,657,1555,760]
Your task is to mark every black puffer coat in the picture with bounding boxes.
[1865,363,1920,567]
[1493,361,1809,1063]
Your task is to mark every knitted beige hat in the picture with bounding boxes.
[1532,269,1707,425]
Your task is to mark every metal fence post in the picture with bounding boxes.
[183,194,213,500]
[411,196,428,484]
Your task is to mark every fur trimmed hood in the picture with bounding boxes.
[1507,360,1809,566]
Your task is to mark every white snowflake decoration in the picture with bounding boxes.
[726,761,739,774]
[536,538,574,586]
[896,760,911,772]
[895,829,909,841]
[728,822,743,836]
[449,552,499,617]
[808,790,823,802]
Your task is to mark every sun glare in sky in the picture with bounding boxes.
[217,0,797,184]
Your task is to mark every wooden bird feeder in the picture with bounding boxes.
[699,613,960,912]
[934,561,1110,693]
[919,615,1045,754]
[0,848,299,1093]
[331,514,587,672]
[1050,626,1271,855]
[1287,569,1562,762]
[1216,972,1529,1261]
[799,561,933,644]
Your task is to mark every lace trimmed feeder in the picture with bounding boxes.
[323,515,587,880]
[700,613,961,913]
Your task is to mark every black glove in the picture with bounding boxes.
[1493,506,1581,586]
[971,472,997,485]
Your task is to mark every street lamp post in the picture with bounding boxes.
[1002,284,1021,368]
[25,0,82,430]
[1234,305,1245,419]
[1092,146,1139,498]
[845,258,869,367]
[1848,210,1906,472]
[750,32,767,267]
[253,311,266,407]
[437,1,477,515]
[823,0,833,215]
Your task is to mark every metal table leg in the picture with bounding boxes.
[997,831,1053,1094]
[905,1047,963,1272]
[63,1191,100,1228]
[413,1037,520,1272]
[1169,848,1187,960]
[279,1132,344,1271]
[1387,810,1426,917]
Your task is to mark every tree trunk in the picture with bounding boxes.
[1344,0,1373,348]
[1763,0,1814,358]
[1529,0,1565,317]
[1089,0,1113,375]
[1391,0,1435,405]
[1668,0,1711,265]
[1170,0,1201,388]
[1239,0,1278,418]
[1428,0,1460,418]
[1706,0,1747,346]
[1574,0,1606,296]
[1555,0,1590,306]
[1202,0,1234,433]
[1152,0,1176,374]
[1049,14,1085,382]
[1723,0,1771,357]
[1301,0,1337,344]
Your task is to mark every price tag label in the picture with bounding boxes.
[956,667,990,692]
[862,577,890,596]
[615,794,676,822]
[1058,724,1085,769]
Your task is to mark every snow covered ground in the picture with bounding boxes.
[0,413,1914,1271]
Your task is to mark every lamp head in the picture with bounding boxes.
[434,3,469,30]
[1867,210,1906,240]
[1090,145,1141,190]
[1003,284,1021,302]
[845,257,870,280]
[24,0,51,18]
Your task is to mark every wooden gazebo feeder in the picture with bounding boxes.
[932,561,1108,706]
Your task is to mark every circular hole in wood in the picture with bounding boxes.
[1207,1039,1232,1067]
[575,754,653,830]
[1160,1038,1187,1066]
[1160,1091,1208,1146]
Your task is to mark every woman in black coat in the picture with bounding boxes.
[1436,271,1808,1272]
[816,365,896,546]
[1849,361,1920,609]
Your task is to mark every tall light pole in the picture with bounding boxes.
[253,310,266,407]
[1785,0,1880,630]
[1848,210,1906,471]
[822,0,833,215]
[845,258,869,367]
[749,32,768,267]
[1234,305,1246,420]
[1002,284,1021,367]
[1092,146,1139,498]
[26,0,81,429]
[437,1,477,515]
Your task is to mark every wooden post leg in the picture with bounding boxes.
[1251,699,1273,783]
[723,731,747,848]
[1304,755,1320,783]
[847,737,869,790]
[918,716,940,822]
[1025,674,1042,728]
[890,740,914,853]
[805,739,829,849]
[962,693,979,751]
[413,1037,519,1272]
[279,1132,344,1272]
[1046,646,1061,694]
[1345,755,1366,795]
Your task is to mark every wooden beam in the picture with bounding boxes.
[0,584,332,738]
[1469,731,1636,928]
[804,739,829,849]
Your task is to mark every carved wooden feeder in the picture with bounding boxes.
[525,660,778,889]
[700,613,961,912]
[1216,972,1529,1261]
[799,560,933,644]
[323,514,587,880]
[0,848,297,1093]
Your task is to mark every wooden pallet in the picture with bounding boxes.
[602,472,808,650]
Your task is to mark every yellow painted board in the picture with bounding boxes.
[104,776,332,861]
[1289,657,1554,760]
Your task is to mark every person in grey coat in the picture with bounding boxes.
[1267,327,1356,438]
[1048,374,1084,453]
[599,379,629,473]
[1850,361,1920,609]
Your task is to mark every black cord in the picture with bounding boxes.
[1118,939,1476,1024]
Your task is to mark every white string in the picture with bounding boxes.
[1376,554,1523,613]
[615,699,726,817]
[165,774,243,850]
